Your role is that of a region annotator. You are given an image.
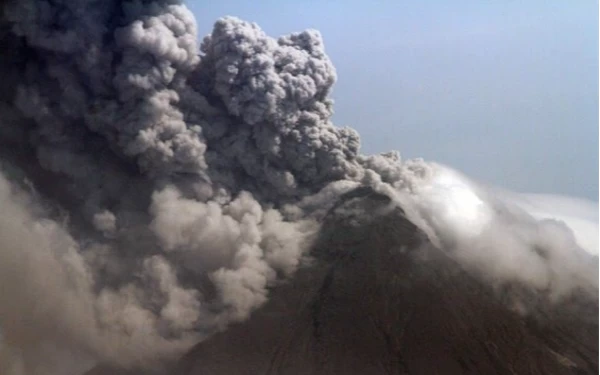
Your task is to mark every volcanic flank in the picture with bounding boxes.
[86,187,599,375]
[0,1,597,375]
[174,187,598,375]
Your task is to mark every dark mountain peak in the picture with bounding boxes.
[312,185,426,261]
[84,188,598,375]
[173,189,598,375]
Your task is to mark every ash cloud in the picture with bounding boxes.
[392,165,598,301]
[0,1,596,374]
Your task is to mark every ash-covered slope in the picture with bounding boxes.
[175,187,598,375]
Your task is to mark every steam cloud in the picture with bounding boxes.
[0,1,596,374]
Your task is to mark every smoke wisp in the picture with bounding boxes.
[0,1,596,374]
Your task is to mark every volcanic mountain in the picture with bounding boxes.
[88,187,599,375]
[0,2,596,373]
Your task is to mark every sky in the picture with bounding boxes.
[188,0,598,201]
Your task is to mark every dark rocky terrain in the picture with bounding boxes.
[88,187,599,375]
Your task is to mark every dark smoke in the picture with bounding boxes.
[0,1,596,374]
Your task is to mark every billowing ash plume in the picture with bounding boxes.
[0,1,596,374]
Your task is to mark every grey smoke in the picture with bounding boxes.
[0,1,596,374]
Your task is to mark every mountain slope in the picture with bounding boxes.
[175,187,598,375]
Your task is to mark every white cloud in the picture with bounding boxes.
[501,193,598,255]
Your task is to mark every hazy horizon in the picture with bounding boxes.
[189,0,599,201]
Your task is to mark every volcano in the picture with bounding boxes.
[88,187,599,375]
[0,3,597,374]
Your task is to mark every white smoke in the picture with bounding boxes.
[0,1,596,374]
[390,163,598,299]
[506,193,599,255]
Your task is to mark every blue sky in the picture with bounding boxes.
[188,1,598,200]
